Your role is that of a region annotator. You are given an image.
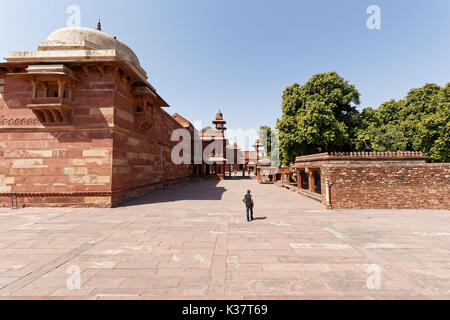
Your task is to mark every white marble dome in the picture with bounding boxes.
[41,27,141,69]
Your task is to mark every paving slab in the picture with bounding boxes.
[0,178,449,299]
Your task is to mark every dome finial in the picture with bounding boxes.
[97,19,102,31]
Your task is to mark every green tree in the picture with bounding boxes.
[415,84,450,162]
[276,72,360,165]
[357,83,450,162]
[259,126,272,157]
[355,100,408,152]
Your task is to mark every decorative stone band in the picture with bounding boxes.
[0,117,41,126]
[329,151,425,157]
[0,192,112,198]
[296,151,428,163]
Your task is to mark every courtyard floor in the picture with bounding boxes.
[0,178,449,299]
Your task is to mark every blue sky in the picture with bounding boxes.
[1,0,449,136]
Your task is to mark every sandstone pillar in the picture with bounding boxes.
[58,79,64,98]
[306,168,316,193]
[325,178,332,210]
[31,81,37,98]
[68,86,73,100]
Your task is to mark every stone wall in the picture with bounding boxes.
[292,153,450,210]
[109,72,192,206]
[0,71,115,207]
[0,130,113,207]
[321,162,450,209]
[0,66,193,208]
[0,77,4,98]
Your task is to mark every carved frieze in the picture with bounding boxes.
[0,116,41,126]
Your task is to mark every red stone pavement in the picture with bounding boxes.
[0,178,449,299]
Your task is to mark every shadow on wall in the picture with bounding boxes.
[119,179,227,207]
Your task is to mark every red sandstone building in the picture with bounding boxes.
[0,26,245,208]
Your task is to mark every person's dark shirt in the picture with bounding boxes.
[244,194,252,208]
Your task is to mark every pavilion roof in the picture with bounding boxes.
[172,113,193,129]
[201,128,224,138]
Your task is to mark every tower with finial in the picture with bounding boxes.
[212,110,227,134]
[97,19,102,31]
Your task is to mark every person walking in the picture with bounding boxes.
[243,190,254,222]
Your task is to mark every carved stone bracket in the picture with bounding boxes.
[133,86,157,135]
[135,119,152,135]
[28,97,73,126]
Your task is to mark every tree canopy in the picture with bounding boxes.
[274,72,449,165]
[276,71,360,165]
[356,83,449,162]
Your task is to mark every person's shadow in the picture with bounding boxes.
[253,217,267,221]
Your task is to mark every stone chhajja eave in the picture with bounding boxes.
[5,49,147,81]
[132,85,168,109]
[0,49,170,107]
[6,65,81,86]
[1,58,169,108]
